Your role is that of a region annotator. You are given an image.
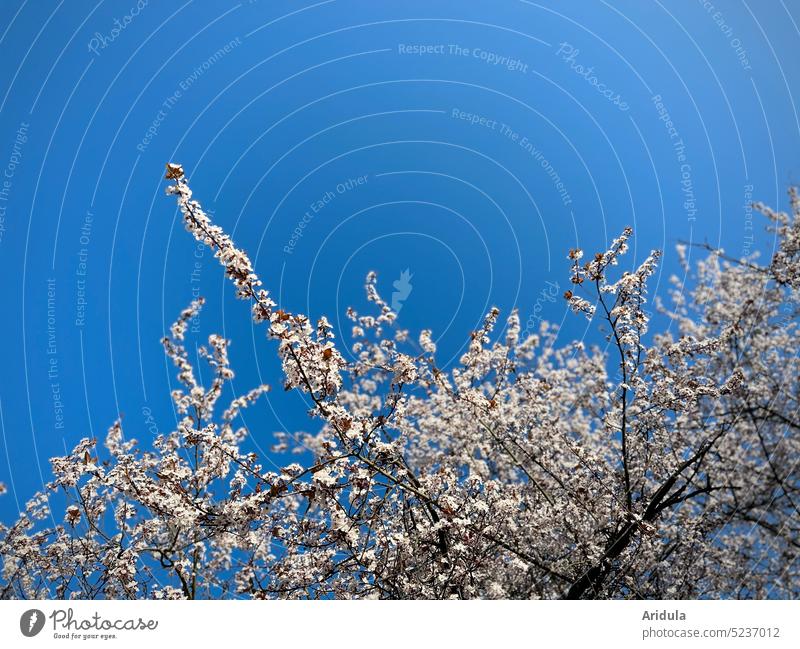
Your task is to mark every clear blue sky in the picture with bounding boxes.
[0,0,798,520]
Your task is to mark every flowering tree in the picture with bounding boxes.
[1,164,798,599]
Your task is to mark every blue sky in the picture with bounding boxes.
[0,0,798,520]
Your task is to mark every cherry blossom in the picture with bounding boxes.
[1,164,797,600]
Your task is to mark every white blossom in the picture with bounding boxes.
[2,169,798,601]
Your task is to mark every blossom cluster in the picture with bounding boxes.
[1,166,797,600]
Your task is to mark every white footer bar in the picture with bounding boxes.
[1,600,796,648]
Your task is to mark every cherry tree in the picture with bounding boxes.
[1,164,798,599]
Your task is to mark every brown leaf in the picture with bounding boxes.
[164,163,184,180]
